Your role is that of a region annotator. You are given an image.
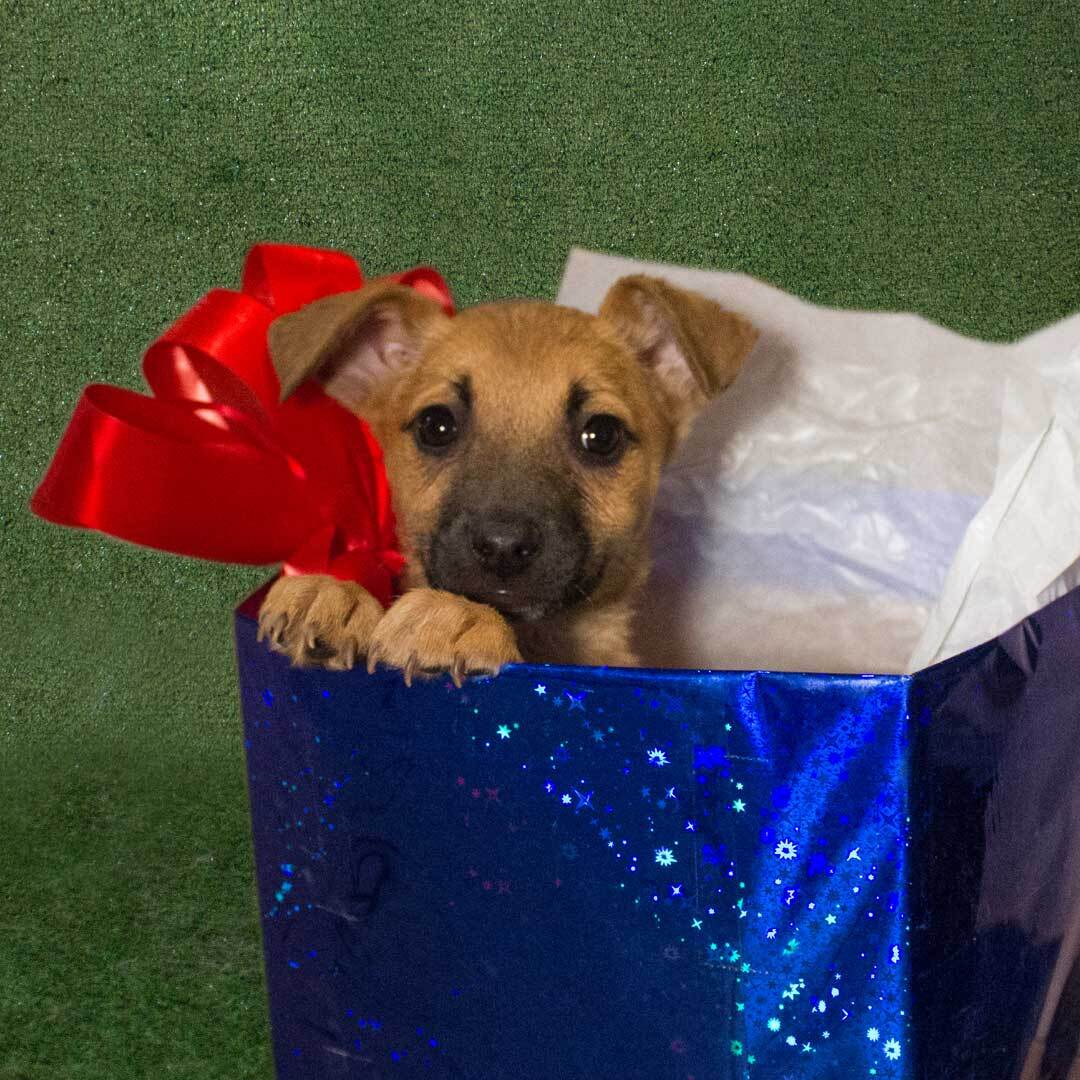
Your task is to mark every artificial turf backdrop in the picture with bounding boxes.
[2,2,1078,1077]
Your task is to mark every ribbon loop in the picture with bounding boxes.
[30,244,455,608]
[241,243,364,314]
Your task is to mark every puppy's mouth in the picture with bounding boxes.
[459,579,603,623]
[420,525,602,624]
[463,587,549,623]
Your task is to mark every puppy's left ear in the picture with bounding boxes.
[599,274,759,442]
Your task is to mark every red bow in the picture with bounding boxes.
[30,243,454,608]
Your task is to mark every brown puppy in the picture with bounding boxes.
[256,275,758,683]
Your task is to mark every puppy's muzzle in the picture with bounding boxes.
[427,501,592,621]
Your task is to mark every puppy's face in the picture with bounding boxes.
[269,276,758,623]
[369,303,669,621]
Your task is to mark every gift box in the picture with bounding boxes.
[33,246,1080,1078]
[233,580,1080,1079]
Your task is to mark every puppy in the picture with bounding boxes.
[256,274,758,683]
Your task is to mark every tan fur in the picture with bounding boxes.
[365,589,522,687]
[256,574,384,670]
[257,274,758,680]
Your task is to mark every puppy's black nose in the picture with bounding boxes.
[469,515,542,579]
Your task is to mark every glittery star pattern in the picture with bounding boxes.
[238,624,913,1079]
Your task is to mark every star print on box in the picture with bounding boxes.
[240,642,910,1076]
[236,584,1080,1079]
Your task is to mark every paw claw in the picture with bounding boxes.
[257,612,285,645]
[450,656,465,688]
[304,638,337,663]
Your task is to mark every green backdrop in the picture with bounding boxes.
[3,2,1078,1077]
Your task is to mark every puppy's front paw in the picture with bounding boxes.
[257,574,384,670]
[366,589,522,686]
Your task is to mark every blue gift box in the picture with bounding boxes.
[235,584,1080,1079]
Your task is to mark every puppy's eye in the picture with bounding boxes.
[413,405,459,452]
[578,414,626,461]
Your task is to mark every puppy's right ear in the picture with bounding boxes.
[268,282,449,410]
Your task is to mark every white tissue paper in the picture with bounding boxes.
[557,248,1080,675]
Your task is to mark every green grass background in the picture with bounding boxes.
[2,1,1078,1076]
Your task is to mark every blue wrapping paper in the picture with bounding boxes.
[234,585,1080,1079]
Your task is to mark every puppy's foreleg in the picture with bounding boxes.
[366,588,522,687]
[257,574,384,671]
[258,579,522,684]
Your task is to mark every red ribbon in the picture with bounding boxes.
[29,243,454,608]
